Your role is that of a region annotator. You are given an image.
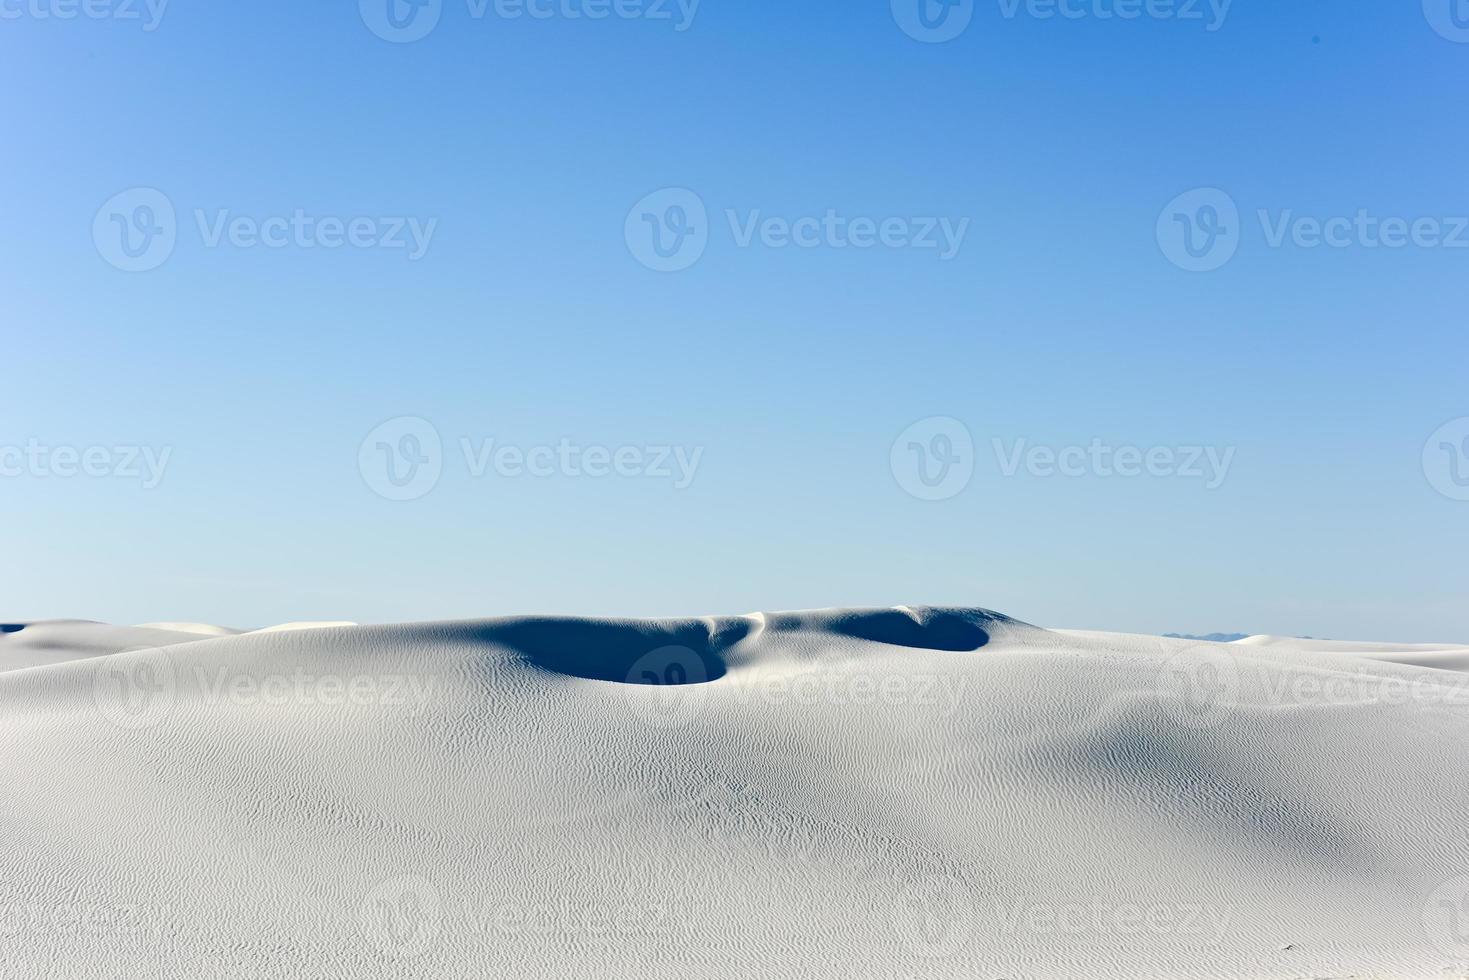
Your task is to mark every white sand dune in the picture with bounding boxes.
[0,620,230,673]
[1233,634,1469,674]
[0,620,360,674]
[3,608,1468,979]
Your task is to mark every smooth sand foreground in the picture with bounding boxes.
[3,608,1467,979]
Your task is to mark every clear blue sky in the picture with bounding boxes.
[3,1,1467,640]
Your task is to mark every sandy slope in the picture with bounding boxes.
[2,608,1467,979]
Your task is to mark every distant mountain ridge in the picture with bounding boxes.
[1164,631,1251,643]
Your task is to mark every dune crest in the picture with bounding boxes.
[249,620,361,634]
[394,606,1009,686]
[133,621,243,636]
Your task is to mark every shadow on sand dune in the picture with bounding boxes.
[770,607,994,652]
[475,618,738,685]
[431,607,1001,687]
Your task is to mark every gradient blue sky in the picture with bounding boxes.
[3,1,1467,639]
